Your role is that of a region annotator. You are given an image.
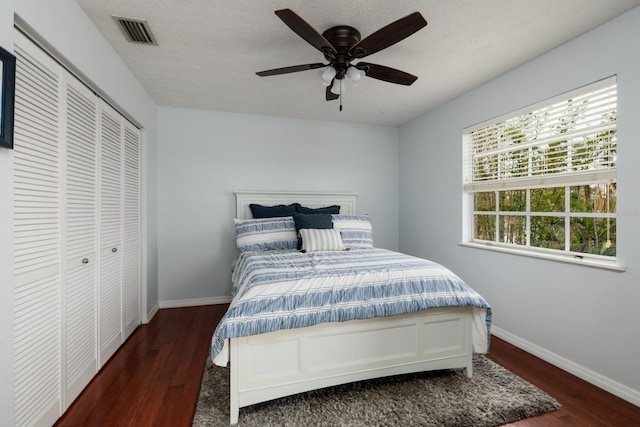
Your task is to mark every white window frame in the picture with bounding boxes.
[461,76,624,271]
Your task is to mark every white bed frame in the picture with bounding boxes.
[229,191,475,424]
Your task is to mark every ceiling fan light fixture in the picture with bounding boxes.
[319,73,333,86]
[318,66,336,86]
[330,78,346,95]
[347,66,365,87]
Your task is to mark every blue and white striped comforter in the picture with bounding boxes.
[211,248,492,366]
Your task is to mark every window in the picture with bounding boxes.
[462,77,617,263]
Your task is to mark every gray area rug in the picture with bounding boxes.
[193,355,560,426]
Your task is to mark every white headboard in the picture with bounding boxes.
[235,191,358,220]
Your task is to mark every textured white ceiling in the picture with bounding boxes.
[74,0,640,126]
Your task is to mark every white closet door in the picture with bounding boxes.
[63,75,98,405]
[98,101,124,366]
[122,121,141,338]
[13,32,63,427]
[12,30,142,424]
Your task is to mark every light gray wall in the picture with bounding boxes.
[156,107,399,303]
[400,7,640,400]
[1,0,159,422]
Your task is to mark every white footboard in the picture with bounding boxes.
[229,307,473,424]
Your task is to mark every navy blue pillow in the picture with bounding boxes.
[293,213,333,250]
[297,205,341,215]
[250,203,298,218]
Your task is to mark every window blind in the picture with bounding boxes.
[463,76,617,192]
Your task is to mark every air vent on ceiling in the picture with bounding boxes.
[113,16,158,45]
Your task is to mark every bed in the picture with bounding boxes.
[212,191,491,424]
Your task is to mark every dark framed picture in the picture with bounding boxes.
[1,45,16,149]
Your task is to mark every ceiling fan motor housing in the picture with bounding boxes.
[322,26,362,78]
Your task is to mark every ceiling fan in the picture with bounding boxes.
[256,9,427,106]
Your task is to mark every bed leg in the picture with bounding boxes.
[230,374,240,426]
[230,405,239,425]
[230,340,239,424]
[464,362,473,378]
[230,378,239,425]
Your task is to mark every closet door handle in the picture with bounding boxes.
[82,258,89,264]
[112,247,118,253]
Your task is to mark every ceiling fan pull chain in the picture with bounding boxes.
[340,80,343,111]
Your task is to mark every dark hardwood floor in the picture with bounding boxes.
[55,305,640,426]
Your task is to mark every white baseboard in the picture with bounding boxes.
[159,295,232,309]
[491,326,640,407]
[145,303,159,324]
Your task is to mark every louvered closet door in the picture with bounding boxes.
[98,101,124,366]
[122,121,141,338]
[13,31,63,427]
[63,74,98,405]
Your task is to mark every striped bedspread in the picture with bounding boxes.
[211,248,491,366]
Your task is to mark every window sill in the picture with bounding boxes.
[459,242,626,272]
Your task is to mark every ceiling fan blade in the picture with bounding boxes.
[326,85,339,101]
[275,9,337,57]
[349,12,427,59]
[355,62,418,85]
[256,63,326,77]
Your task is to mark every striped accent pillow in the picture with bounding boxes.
[299,228,345,252]
[332,215,374,249]
[235,217,297,253]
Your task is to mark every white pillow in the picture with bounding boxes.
[299,228,346,252]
